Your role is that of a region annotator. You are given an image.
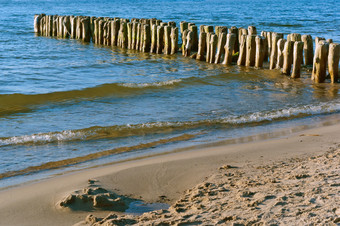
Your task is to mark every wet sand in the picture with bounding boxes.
[0,122,340,225]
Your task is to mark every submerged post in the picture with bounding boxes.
[156,25,164,54]
[237,34,247,66]
[164,26,171,55]
[282,41,294,75]
[215,32,227,64]
[229,26,239,54]
[208,34,218,64]
[301,34,313,66]
[150,24,157,53]
[142,24,151,52]
[312,41,329,83]
[276,39,286,69]
[328,43,340,83]
[255,35,266,68]
[196,32,206,61]
[170,27,179,55]
[269,32,283,69]
[111,20,120,47]
[34,14,42,34]
[184,31,193,57]
[189,25,198,51]
[246,35,256,67]
[222,33,236,65]
[291,41,304,78]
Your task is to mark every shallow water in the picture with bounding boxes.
[0,0,339,188]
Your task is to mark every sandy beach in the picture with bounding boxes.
[0,122,340,226]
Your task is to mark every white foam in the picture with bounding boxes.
[0,130,84,146]
[120,79,182,88]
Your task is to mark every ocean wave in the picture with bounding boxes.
[0,74,230,116]
[1,101,340,147]
[120,79,182,88]
[0,79,185,116]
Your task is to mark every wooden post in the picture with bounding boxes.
[70,16,76,39]
[63,16,71,38]
[215,32,227,64]
[141,24,151,52]
[102,21,107,45]
[328,43,340,83]
[131,22,138,50]
[196,32,207,61]
[267,32,272,61]
[222,33,236,65]
[170,27,179,55]
[246,35,256,67]
[189,25,198,51]
[164,26,171,55]
[312,41,329,83]
[248,26,257,35]
[238,28,247,40]
[93,18,99,44]
[184,31,193,57]
[291,41,304,78]
[156,20,162,26]
[276,39,286,69]
[290,33,301,42]
[156,25,164,54]
[203,26,214,33]
[111,19,119,47]
[47,15,53,36]
[168,21,176,27]
[261,31,269,61]
[229,26,239,54]
[81,17,90,42]
[269,32,283,69]
[215,26,227,38]
[301,34,313,65]
[136,23,141,50]
[118,22,128,48]
[52,15,58,37]
[181,29,189,56]
[315,37,325,49]
[139,23,144,51]
[39,15,45,36]
[327,39,333,44]
[58,16,64,38]
[34,14,42,34]
[282,41,294,75]
[150,24,157,53]
[50,15,55,36]
[180,21,188,41]
[206,33,211,62]
[98,19,104,44]
[76,16,83,40]
[90,17,95,41]
[127,22,132,49]
[237,34,247,66]
[255,35,267,68]
[208,34,218,64]
[105,21,111,46]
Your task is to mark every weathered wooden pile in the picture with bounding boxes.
[34,14,339,83]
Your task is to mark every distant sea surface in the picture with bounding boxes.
[0,0,339,188]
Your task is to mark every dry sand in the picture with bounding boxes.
[0,122,340,225]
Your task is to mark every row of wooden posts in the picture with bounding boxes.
[34,14,339,83]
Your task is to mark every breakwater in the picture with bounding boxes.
[34,14,339,84]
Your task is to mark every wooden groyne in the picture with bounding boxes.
[34,14,339,83]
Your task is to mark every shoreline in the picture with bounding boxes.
[1,119,340,225]
[2,113,340,191]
